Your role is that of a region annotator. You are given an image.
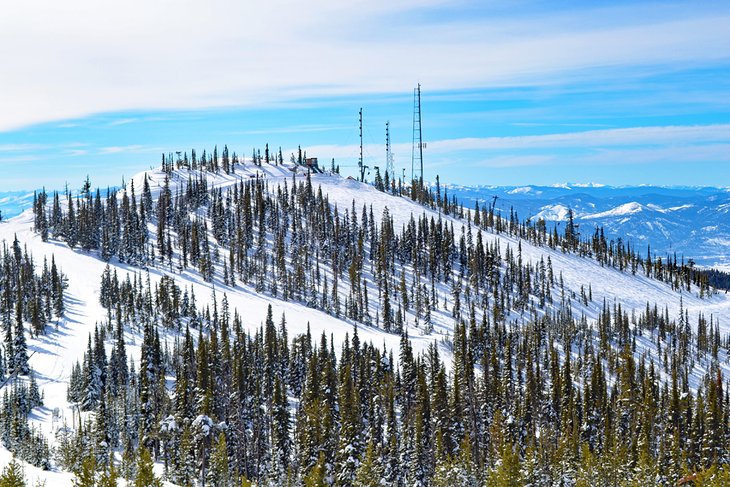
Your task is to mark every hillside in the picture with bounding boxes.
[1,157,730,484]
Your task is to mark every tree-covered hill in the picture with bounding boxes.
[1,151,730,485]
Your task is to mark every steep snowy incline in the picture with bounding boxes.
[0,208,414,417]
[1,160,729,483]
[135,162,730,331]
[0,213,108,483]
[0,207,414,483]
[308,176,730,328]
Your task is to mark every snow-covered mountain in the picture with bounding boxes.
[0,191,35,220]
[2,162,730,484]
[447,184,730,269]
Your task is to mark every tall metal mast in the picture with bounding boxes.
[411,84,424,184]
[386,120,394,184]
[358,108,366,182]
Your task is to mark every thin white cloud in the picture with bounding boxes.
[0,144,46,152]
[425,124,730,152]
[232,124,351,136]
[107,118,139,127]
[0,155,42,165]
[307,124,730,157]
[298,124,730,172]
[471,154,558,168]
[465,144,730,169]
[1,1,729,131]
[582,143,730,165]
[98,145,152,155]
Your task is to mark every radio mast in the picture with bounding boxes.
[411,84,424,185]
[386,120,394,184]
[358,108,367,182]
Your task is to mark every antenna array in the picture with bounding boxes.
[411,84,424,183]
[358,108,367,182]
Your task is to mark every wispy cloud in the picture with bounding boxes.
[301,124,730,158]
[230,124,352,136]
[0,144,46,152]
[582,143,730,166]
[1,1,729,131]
[107,118,139,126]
[511,122,613,128]
[98,145,154,155]
[296,124,730,175]
[0,155,42,165]
[470,154,558,168]
[465,144,730,169]
[425,124,730,152]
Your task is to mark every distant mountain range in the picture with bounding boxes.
[0,191,35,220]
[446,184,730,269]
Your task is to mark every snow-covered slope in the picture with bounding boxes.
[129,163,730,329]
[2,162,730,483]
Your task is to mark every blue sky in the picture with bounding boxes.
[1,1,729,190]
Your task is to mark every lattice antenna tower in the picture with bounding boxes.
[386,120,395,183]
[358,108,367,182]
[411,84,424,184]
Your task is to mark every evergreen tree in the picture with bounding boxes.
[354,440,384,487]
[0,460,25,487]
[208,433,231,487]
[134,446,162,487]
[72,455,96,487]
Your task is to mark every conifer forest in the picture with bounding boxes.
[0,151,729,486]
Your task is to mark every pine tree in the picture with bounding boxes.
[354,440,384,486]
[134,446,162,487]
[303,452,327,487]
[72,455,96,487]
[174,424,196,487]
[12,306,30,376]
[486,443,521,486]
[336,362,361,485]
[272,376,291,475]
[97,460,119,487]
[0,460,25,487]
[207,433,231,487]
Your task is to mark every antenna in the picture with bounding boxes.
[386,121,394,184]
[411,84,424,185]
[358,108,367,182]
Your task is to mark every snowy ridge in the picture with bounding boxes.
[1,160,730,483]
[582,201,645,219]
[130,162,730,328]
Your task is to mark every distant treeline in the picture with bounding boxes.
[702,268,730,292]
